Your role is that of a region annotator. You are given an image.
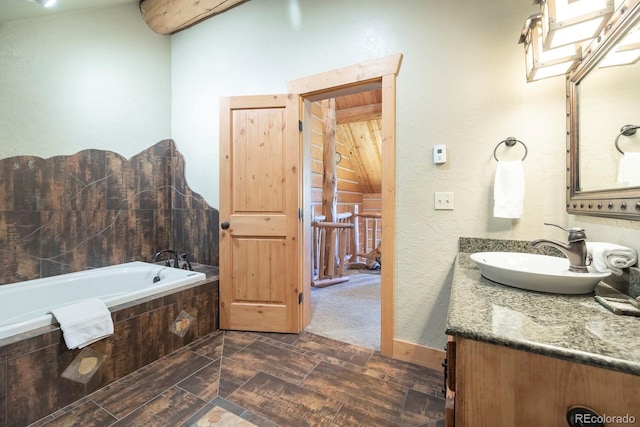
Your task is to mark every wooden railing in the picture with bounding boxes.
[311,212,354,287]
[354,212,382,268]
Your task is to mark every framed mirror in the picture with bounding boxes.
[567,0,640,219]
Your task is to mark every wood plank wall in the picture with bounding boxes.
[310,101,364,219]
[310,101,383,263]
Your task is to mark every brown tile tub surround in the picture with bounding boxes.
[29,331,446,427]
[0,139,219,285]
[0,272,219,427]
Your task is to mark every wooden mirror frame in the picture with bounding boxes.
[567,0,640,219]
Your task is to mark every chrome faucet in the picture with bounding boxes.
[529,223,589,273]
[152,249,180,268]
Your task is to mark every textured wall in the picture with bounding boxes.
[0,140,219,285]
[4,0,639,351]
[0,4,209,283]
[171,0,578,349]
[0,2,171,160]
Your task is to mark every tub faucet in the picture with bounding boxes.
[178,253,193,271]
[529,223,589,273]
[152,249,180,268]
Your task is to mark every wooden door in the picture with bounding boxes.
[219,94,302,333]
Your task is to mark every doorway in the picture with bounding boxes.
[304,90,383,350]
[288,54,401,356]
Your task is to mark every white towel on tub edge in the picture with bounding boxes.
[50,298,114,350]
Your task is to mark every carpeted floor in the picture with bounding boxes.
[305,269,381,350]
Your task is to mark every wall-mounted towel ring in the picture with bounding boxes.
[614,124,639,154]
[493,137,528,161]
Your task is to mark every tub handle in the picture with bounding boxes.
[221,221,230,230]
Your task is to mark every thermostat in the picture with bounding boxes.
[433,144,447,164]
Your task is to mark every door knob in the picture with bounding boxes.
[220,221,230,230]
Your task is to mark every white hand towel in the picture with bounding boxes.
[51,298,114,350]
[587,242,638,276]
[617,153,640,186]
[493,160,525,219]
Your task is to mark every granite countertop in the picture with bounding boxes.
[446,251,640,377]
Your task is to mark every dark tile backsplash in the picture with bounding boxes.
[0,139,218,285]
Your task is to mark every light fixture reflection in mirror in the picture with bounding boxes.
[539,0,614,49]
[600,24,640,67]
[567,0,640,219]
[577,4,640,193]
[520,14,582,82]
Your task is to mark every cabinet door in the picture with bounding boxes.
[455,337,640,427]
[445,336,456,427]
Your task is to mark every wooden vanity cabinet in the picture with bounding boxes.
[446,336,640,427]
[444,336,456,427]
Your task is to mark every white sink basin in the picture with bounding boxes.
[470,252,611,294]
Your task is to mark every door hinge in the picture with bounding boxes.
[298,208,303,221]
[298,292,303,304]
[298,120,303,132]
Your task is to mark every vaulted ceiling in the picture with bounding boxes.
[335,90,383,194]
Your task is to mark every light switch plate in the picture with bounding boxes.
[434,192,454,210]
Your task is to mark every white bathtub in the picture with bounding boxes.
[0,261,206,340]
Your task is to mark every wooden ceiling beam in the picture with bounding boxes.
[336,103,382,124]
[139,0,248,35]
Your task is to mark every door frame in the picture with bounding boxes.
[287,54,402,356]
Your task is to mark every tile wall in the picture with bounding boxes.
[0,139,219,285]
[0,273,219,426]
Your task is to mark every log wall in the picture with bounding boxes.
[310,101,364,219]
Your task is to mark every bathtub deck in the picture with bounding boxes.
[29,331,446,427]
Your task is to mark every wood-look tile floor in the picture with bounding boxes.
[30,331,445,427]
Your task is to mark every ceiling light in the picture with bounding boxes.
[538,0,614,49]
[29,0,57,7]
[519,14,582,82]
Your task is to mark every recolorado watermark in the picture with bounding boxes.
[574,413,636,424]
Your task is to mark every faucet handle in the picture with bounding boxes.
[543,223,587,242]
